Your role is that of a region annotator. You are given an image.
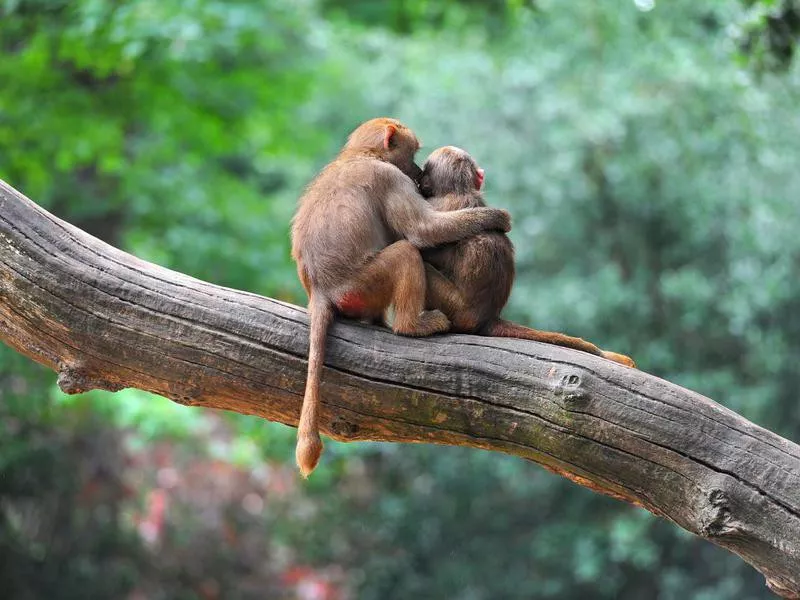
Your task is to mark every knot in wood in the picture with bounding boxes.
[703,489,736,537]
[555,372,588,407]
[170,386,202,406]
[57,365,124,395]
[329,418,359,439]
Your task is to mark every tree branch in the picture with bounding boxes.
[1,179,799,597]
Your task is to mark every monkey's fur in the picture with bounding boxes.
[420,146,635,367]
[291,120,511,477]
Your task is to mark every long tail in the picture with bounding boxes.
[485,319,635,368]
[486,318,603,355]
[296,293,334,478]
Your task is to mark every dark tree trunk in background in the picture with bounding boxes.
[1,179,799,598]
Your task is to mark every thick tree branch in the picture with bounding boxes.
[1,179,799,597]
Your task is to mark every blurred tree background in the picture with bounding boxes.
[1,0,799,598]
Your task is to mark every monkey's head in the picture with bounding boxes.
[345,117,423,183]
[418,146,484,198]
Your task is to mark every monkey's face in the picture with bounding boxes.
[385,128,423,185]
[420,146,482,197]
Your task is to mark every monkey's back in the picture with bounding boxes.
[423,192,514,331]
[291,157,398,295]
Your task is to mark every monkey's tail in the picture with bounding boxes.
[485,319,604,356]
[296,293,334,478]
[486,319,636,368]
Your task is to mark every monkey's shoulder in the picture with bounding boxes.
[453,231,514,267]
[327,155,407,186]
[464,230,512,249]
[425,230,513,269]
[297,157,409,216]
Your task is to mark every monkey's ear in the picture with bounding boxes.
[475,168,485,190]
[383,124,398,150]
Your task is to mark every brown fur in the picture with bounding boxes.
[420,146,635,368]
[291,121,511,477]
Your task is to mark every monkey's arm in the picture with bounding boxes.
[397,205,509,249]
[383,179,510,249]
[428,193,483,212]
[428,194,468,211]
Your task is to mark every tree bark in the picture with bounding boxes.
[1,179,799,597]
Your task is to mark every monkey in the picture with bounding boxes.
[418,146,635,368]
[290,119,512,478]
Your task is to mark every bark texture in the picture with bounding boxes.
[1,179,799,597]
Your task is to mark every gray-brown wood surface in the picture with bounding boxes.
[1,179,798,597]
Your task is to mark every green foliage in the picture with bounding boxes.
[54,388,206,442]
[0,347,148,600]
[738,0,800,70]
[319,0,526,36]
[2,0,799,598]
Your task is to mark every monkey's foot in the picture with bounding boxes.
[602,351,637,369]
[394,310,451,337]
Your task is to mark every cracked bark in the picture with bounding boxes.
[1,179,799,597]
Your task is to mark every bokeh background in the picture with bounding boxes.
[2,1,800,598]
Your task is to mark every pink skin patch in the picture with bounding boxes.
[337,290,368,316]
[384,125,397,150]
[475,168,485,190]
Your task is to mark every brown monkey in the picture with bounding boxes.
[291,119,511,477]
[419,146,635,368]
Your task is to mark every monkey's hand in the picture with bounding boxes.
[477,207,511,233]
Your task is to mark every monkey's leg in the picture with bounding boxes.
[297,263,312,299]
[424,264,483,333]
[346,241,450,336]
[424,264,464,315]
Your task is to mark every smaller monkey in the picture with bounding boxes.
[420,146,635,367]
